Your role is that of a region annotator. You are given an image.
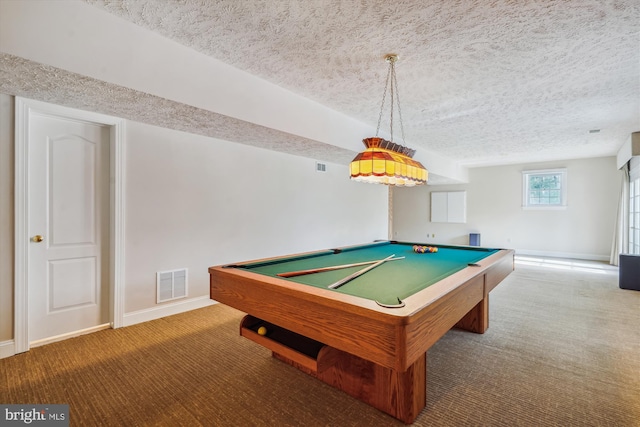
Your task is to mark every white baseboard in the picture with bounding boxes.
[515,249,610,262]
[123,295,216,327]
[30,324,111,349]
[0,340,15,359]
[0,297,215,358]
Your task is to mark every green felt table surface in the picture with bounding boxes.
[237,241,498,306]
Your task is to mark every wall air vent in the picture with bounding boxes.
[316,162,327,172]
[156,268,188,303]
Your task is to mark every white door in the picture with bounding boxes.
[28,112,110,345]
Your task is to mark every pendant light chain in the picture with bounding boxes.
[389,62,394,143]
[391,61,406,147]
[374,55,406,147]
[375,63,392,137]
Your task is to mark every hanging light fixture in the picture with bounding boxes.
[350,54,428,187]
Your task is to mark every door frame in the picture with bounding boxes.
[14,97,126,353]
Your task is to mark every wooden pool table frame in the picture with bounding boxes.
[209,243,515,424]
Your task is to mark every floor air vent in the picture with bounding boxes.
[156,268,188,303]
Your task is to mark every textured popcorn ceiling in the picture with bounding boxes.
[83,0,640,168]
[2,1,639,176]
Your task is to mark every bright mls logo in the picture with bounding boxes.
[1,405,68,426]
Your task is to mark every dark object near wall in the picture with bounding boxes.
[469,233,481,247]
[619,254,640,291]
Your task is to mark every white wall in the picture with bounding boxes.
[123,121,388,313]
[392,157,620,261]
[0,95,389,342]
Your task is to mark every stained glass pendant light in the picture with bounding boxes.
[350,54,428,186]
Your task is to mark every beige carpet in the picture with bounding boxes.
[1,259,639,426]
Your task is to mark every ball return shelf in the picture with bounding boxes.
[239,314,426,424]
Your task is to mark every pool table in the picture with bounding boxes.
[209,241,514,423]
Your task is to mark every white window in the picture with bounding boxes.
[630,176,640,255]
[630,158,640,255]
[522,169,567,209]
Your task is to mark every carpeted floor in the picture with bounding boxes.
[1,258,639,426]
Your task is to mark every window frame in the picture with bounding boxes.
[522,168,567,210]
[630,163,640,255]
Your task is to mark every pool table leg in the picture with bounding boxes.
[455,295,489,333]
[274,347,426,424]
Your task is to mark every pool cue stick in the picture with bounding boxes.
[277,256,404,278]
[328,254,396,290]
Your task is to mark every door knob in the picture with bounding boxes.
[32,235,44,243]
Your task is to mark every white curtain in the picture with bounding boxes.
[610,164,630,265]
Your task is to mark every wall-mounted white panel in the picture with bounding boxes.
[431,191,466,223]
[431,192,448,223]
[447,191,467,223]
